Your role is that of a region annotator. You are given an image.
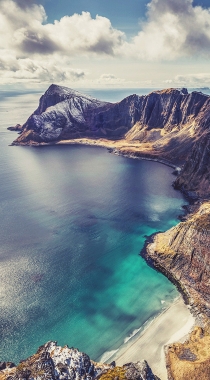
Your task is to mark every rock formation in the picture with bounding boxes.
[12,84,210,196]
[0,341,159,380]
[141,202,210,379]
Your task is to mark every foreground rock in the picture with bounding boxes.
[0,341,159,380]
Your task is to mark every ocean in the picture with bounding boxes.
[0,88,186,363]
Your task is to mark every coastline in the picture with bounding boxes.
[10,132,199,378]
[103,297,194,380]
[56,138,180,170]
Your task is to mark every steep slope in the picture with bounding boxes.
[13,84,142,144]
[13,86,210,175]
[142,202,210,321]
[13,86,209,151]
[0,341,159,380]
[142,202,210,380]
[174,130,210,197]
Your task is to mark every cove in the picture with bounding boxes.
[0,140,186,364]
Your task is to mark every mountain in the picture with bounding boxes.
[12,85,210,196]
[13,84,141,143]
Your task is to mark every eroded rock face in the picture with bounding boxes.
[174,130,210,197]
[14,85,143,143]
[141,202,210,379]
[0,342,159,380]
[13,85,209,148]
[142,201,210,322]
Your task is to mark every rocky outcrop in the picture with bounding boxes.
[7,124,22,132]
[13,84,143,144]
[142,202,210,322]
[166,327,210,380]
[12,86,208,151]
[174,130,210,197]
[0,341,159,380]
[141,202,210,380]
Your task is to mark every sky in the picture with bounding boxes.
[1,0,210,90]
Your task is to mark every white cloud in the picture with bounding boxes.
[0,1,124,57]
[174,73,210,86]
[0,53,85,83]
[97,74,125,84]
[128,0,210,60]
[1,0,210,85]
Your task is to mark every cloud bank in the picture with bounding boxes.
[130,0,210,60]
[1,0,210,84]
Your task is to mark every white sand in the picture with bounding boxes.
[106,297,194,380]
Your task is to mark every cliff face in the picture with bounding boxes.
[174,130,210,197]
[142,202,210,380]
[0,341,159,380]
[14,84,142,143]
[13,85,208,150]
[13,85,210,195]
[143,202,210,321]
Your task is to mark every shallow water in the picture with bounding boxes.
[0,90,186,363]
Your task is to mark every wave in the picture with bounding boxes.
[99,349,119,363]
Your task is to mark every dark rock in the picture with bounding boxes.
[7,124,22,132]
[123,361,160,380]
[178,348,197,362]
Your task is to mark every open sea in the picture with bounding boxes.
[0,88,187,363]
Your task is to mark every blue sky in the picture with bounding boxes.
[1,0,210,89]
[41,0,148,36]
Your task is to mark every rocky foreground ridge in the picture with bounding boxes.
[0,341,159,380]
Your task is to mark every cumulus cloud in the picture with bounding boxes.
[2,0,210,84]
[175,73,210,86]
[0,0,125,82]
[129,0,210,60]
[0,52,85,83]
[162,73,210,87]
[0,0,124,57]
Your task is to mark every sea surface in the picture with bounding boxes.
[0,88,187,363]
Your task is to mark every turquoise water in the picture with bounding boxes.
[0,90,186,364]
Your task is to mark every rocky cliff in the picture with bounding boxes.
[13,84,142,143]
[0,341,159,380]
[12,86,208,150]
[141,202,210,379]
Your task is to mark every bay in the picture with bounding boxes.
[0,89,186,363]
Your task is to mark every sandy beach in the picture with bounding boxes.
[103,297,194,380]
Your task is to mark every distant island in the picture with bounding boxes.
[4,85,210,380]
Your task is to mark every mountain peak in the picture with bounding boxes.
[154,87,188,95]
[45,84,83,97]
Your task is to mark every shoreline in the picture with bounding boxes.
[103,297,194,380]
